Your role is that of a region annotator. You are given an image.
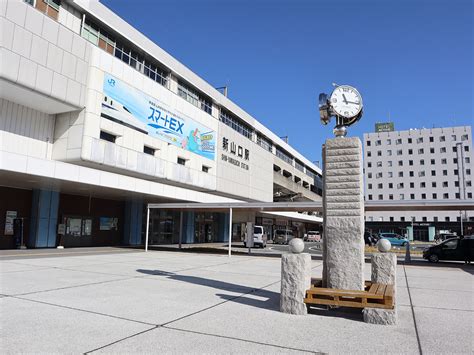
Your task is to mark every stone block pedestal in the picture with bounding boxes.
[364,252,397,325]
[280,253,311,315]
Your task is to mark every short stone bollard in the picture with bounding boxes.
[280,239,311,315]
[363,242,397,325]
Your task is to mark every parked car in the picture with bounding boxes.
[274,229,294,245]
[243,225,267,248]
[379,233,408,247]
[423,236,473,263]
[434,233,457,244]
[304,231,321,242]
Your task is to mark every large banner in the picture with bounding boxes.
[101,73,216,160]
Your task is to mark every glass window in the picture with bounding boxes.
[439,136,445,142]
[418,148,424,154]
[417,137,423,143]
[408,138,412,144]
[420,159,425,165]
[396,138,402,145]
[451,135,457,141]
[429,137,434,142]
[443,239,458,249]
[408,149,413,155]
[432,193,437,199]
[440,147,446,153]
[461,134,468,141]
[389,183,393,188]
[177,157,186,166]
[367,140,371,146]
[220,109,253,139]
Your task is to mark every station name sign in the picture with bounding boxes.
[375,122,394,132]
[221,137,249,171]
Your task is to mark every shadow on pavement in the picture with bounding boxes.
[137,269,280,311]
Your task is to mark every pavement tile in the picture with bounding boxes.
[414,307,474,354]
[93,326,313,354]
[0,261,53,273]
[0,267,127,295]
[0,297,151,354]
[409,287,473,311]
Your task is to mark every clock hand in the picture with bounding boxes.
[346,101,360,105]
[342,94,348,104]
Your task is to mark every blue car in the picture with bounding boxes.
[379,233,409,247]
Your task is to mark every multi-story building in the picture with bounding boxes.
[364,125,473,240]
[0,0,322,249]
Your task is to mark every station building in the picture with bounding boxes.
[0,0,323,249]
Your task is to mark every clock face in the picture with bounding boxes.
[330,85,363,118]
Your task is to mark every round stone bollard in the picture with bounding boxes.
[280,240,311,315]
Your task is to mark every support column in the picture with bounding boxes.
[29,189,59,248]
[123,199,143,245]
[182,211,195,244]
[322,137,364,290]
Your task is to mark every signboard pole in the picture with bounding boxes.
[145,207,150,252]
[228,208,232,257]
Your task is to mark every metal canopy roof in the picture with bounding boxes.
[147,200,474,212]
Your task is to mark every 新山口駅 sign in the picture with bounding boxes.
[375,122,394,132]
[101,73,216,160]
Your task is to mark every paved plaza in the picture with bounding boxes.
[0,248,473,354]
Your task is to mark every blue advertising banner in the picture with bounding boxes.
[101,73,216,160]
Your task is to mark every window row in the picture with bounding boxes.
[367,192,472,200]
[367,156,471,168]
[368,180,472,190]
[366,216,474,222]
[366,144,470,157]
[367,169,471,179]
[367,134,469,146]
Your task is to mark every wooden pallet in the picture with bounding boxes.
[304,278,394,309]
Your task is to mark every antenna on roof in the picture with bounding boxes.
[280,136,289,144]
[215,86,228,97]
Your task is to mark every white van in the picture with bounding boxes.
[243,225,267,248]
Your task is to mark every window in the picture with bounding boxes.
[398,160,403,166]
[202,165,209,173]
[276,148,293,165]
[468,193,473,199]
[429,136,434,143]
[452,146,457,152]
[443,170,448,176]
[367,140,371,146]
[455,193,460,199]
[378,183,383,189]
[367,151,372,157]
[441,158,447,164]
[445,216,450,222]
[368,194,373,200]
[376,161,382,167]
[430,147,435,153]
[432,182,437,188]
[177,157,186,166]
[378,194,383,200]
[389,194,393,200]
[376,172,383,178]
[401,217,405,222]
[408,149,413,155]
[442,181,448,187]
[443,193,449,199]
[420,159,425,165]
[398,183,404,189]
[368,172,373,178]
[409,160,413,166]
[467,181,472,187]
[420,182,425,188]
[399,172,404,177]
[440,147,446,153]
[466,157,471,164]
[431,170,436,176]
[455,181,459,187]
[410,193,415,199]
[397,149,403,155]
[367,162,372,168]
[375,140,381,146]
[388,183,393,188]
[434,217,438,222]
[408,138,412,144]
[453,158,458,164]
[179,81,212,114]
[444,240,458,250]
[377,151,382,156]
[220,109,253,139]
[467,169,471,175]
[421,193,426,200]
[388,161,393,167]
[396,138,402,145]
[461,134,469,141]
[257,134,272,152]
[386,139,391,145]
[100,131,116,143]
[432,193,437,199]
[390,217,394,222]
[143,146,155,156]
[439,136,445,142]
[465,146,470,152]
[368,183,372,189]
[409,171,414,177]
[454,169,458,175]
[418,148,424,154]
[451,135,457,141]
[387,150,392,156]
[417,137,423,143]
[400,194,405,200]
[409,182,414,188]
[431,159,435,165]
[422,216,428,222]
[388,172,393,178]
[419,171,425,177]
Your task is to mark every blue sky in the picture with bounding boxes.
[101,0,473,163]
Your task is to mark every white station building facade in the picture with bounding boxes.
[0,0,323,249]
